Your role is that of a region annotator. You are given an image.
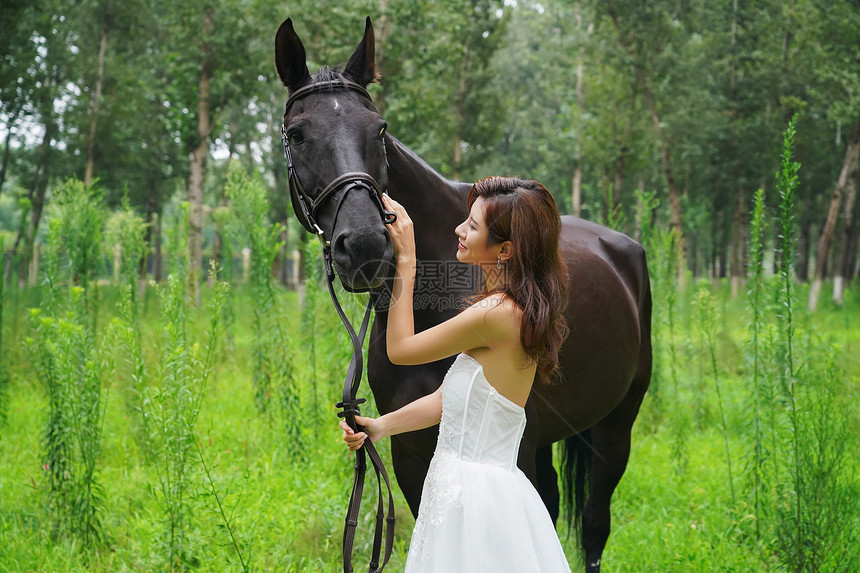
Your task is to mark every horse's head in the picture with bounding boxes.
[275,18,394,292]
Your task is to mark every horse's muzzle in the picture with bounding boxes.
[331,224,394,292]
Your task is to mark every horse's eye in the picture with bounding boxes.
[378,125,387,140]
[288,131,304,145]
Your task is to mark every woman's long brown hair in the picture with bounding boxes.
[468,177,569,383]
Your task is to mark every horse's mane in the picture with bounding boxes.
[313,66,344,84]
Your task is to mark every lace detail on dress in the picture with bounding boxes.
[423,452,464,525]
[409,451,464,562]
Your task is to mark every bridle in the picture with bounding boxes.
[282,79,396,247]
[281,79,396,573]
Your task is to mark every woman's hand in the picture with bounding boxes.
[382,194,416,264]
[339,415,384,451]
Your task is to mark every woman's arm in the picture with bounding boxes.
[339,386,443,451]
[386,195,417,360]
[382,195,515,365]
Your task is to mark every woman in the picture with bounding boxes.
[340,176,571,572]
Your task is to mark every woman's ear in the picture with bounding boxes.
[498,241,514,262]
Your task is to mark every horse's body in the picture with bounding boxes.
[275,18,651,573]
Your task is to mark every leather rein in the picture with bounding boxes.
[281,79,397,573]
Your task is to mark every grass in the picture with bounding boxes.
[1,278,858,571]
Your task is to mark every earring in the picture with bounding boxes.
[497,257,501,269]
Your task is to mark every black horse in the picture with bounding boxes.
[275,18,651,573]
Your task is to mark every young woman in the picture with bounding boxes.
[340,176,571,572]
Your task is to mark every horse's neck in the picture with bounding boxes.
[386,136,469,261]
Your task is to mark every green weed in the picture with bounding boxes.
[0,235,8,428]
[24,179,109,554]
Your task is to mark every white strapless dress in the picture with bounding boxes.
[404,353,571,572]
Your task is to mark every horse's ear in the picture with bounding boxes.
[275,18,311,93]
[344,17,380,88]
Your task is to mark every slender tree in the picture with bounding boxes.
[808,121,860,310]
[604,0,688,284]
[83,0,114,186]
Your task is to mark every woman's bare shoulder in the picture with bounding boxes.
[468,293,522,331]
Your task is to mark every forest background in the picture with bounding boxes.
[1,0,859,299]
[1,1,860,572]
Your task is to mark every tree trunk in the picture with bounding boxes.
[571,2,589,218]
[0,105,22,195]
[209,119,236,287]
[153,211,163,283]
[375,0,392,114]
[808,119,860,311]
[84,0,113,187]
[728,0,744,297]
[605,0,685,287]
[710,194,720,281]
[267,103,290,287]
[5,201,30,286]
[833,157,858,304]
[612,151,624,210]
[730,188,746,298]
[640,75,685,287]
[22,172,50,288]
[12,119,54,287]
[139,179,161,283]
[452,43,470,181]
[187,6,214,304]
[633,176,647,243]
[278,221,290,286]
[846,225,859,281]
[796,219,810,281]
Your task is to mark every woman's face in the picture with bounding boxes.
[454,197,503,267]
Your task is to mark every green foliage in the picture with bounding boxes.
[2,278,859,571]
[300,238,323,413]
[19,178,112,553]
[646,225,679,410]
[747,186,768,532]
[210,203,235,348]
[104,200,148,291]
[0,235,7,428]
[726,117,860,571]
[694,281,735,506]
[25,290,108,552]
[2,3,860,571]
[164,201,190,279]
[195,438,252,573]
[47,179,105,283]
[224,165,294,422]
[131,264,229,571]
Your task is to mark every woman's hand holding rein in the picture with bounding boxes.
[339,416,383,452]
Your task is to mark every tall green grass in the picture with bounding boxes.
[225,166,291,419]
[145,263,228,569]
[694,281,735,506]
[0,235,8,428]
[1,125,859,571]
[104,200,148,310]
[763,116,860,572]
[3,279,858,571]
[24,178,109,553]
[747,185,767,535]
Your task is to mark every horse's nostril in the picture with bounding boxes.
[332,232,348,255]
